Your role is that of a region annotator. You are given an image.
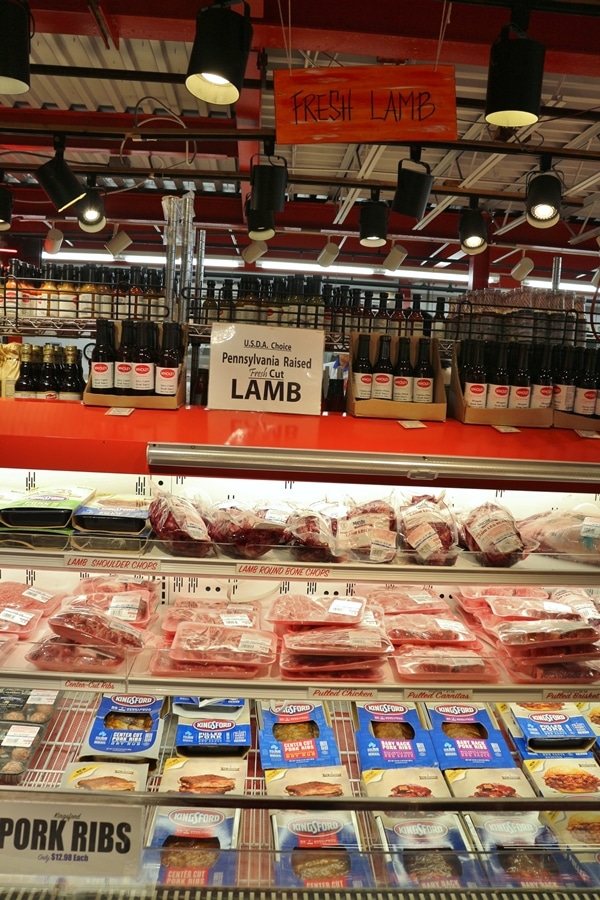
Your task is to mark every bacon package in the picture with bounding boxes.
[204,501,288,560]
[26,635,126,673]
[283,508,344,564]
[149,492,214,558]
[170,622,277,667]
[267,592,366,626]
[48,607,150,651]
[461,501,529,568]
[366,586,451,616]
[397,493,459,566]
[384,613,478,646]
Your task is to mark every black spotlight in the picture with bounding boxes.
[459,198,488,255]
[36,136,86,212]
[359,190,388,248]
[245,196,275,241]
[249,156,287,213]
[77,175,106,232]
[0,0,31,95]
[526,156,562,229]
[0,179,12,232]
[485,23,545,128]
[186,0,253,105]
[392,147,434,220]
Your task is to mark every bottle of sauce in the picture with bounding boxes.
[114,319,136,395]
[14,344,38,399]
[360,290,374,333]
[96,267,114,319]
[352,333,373,400]
[392,336,414,402]
[129,266,146,319]
[4,260,17,319]
[407,295,424,337]
[57,264,78,318]
[371,334,394,400]
[58,346,84,401]
[390,293,406,337]
[220,278,235,322]
[530,343,554,409]
[90,318,116,393]
[36,344,60,400]
[464,340,488,408]
[413,338,434,403]
[38,263,58,318]
[131,320,156,396]
[202,279,219,325]
[155,322,182,396]
[486,342,510,409]
[431,298,446,338]
[508,343,531,409]
[78,264,95,319]
[573,346,597,416]
[17,261,34,319]
[553,344,576,412]
[372,292,390,334]
[324,367,346,412]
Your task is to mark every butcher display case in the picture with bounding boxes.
[0,400,599,900]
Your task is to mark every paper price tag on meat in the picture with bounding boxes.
[581,517,600,539]
[0,607,33,626]
[370,528,397,561]
[23,588,54,603]
[238,634,274,656]
[220,614,253,627]
[328,598,363,618]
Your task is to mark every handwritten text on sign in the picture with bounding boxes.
[274,65,457,144]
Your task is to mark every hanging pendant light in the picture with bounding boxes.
[245,195,275,241]
[0,0,31,95]
[186,0,253,105]
[459,198,488,255]
[77,175,106,232]
[249,154,288,213]
[36,136,86,212]
[392,148,433,220]
[359,190,388,248]
[526,155,562,229]
[317,241,340,268]
[485,23,545,128]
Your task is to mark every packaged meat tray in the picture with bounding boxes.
[384,613,478,646]
[279,650,387,674]
[283,510,345,564]
[489,618,600,648]
[0,486,93,529]
[461,501,529,568]
[0,688,61,725]
[67,589,156,629]
[506,659,600,684]
[257,700,341,769]
[170,622,277,666]
[25,634,126,673]
[72,493,150,535]
[519,508,600,566]
[48,607,150,651]
[393,646,503,682]
[267,592,366,625]
[0,719,43,783]
[149,649,260,680]
[282,625,393,656]
[265,763,353,798]
[0,635,17,665]
[280,663,387,683]
[338,499,397,563]
[0,581,64,617]
[205,502,288,559]
[365,586,451,616]
[158,756,247,795]
[0,606,43,640]
[445,766,536,799]
[397,493,460,566]
[60,761,149,792]
[500,644,600,666]
[161,601,260,639]
[149,492,215,558]
[78,575,159,599]
[524,757,600,797]
[481,595,591,622]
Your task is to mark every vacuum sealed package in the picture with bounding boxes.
[149,491,215,558]
[267,592,366,626]
[204,500,289,559]
[170,622,277,667]
[461,501,530,567]
[519,506,600,566]
[366,586,451,616]
[339,498,397,563]
[283,505,345,564]
[397,493,460,566]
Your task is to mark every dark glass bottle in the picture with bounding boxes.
[114,319,136,395]
[352,333,373,400]
[392,336,414,402]
[390,293,406,337]
[58,345,84,401]
[14,344,38,399]
[324,367,346,413]
[361,290,374,333]
[203,279,218,324]
[90,318,116,393]
[486,341,510,409]
[349,289,362,333]
[372,292,390,334]
[530,342,554,410]
[431,298,446,338]
[508,342,531,409]
[463,340,488,408]
[458,339,475,391]
[413,338,434,403]
[131,321,156,396]
[553,344,575,412]
[573,346,598,416]
[371,334,394,400]
[407,295,424,337]
[36,344,60,400]
[155,322,182,396]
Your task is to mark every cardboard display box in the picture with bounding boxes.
[554,409,600,432]
[448,343,553,428]
[346,334,446,421]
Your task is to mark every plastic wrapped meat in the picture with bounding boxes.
[461,502,527,567]
[366,586,451,616]
[398,494,459,566]
[340,499,397,562]
[519,508,600,566]
[26,635,125,672]
[149,493,214,558]
[384,613,477,645]
[170,622,277,666]
[283,625,393,656]
[284,510,344,563]
[48,608,148,650]
[205,502,288,559]
[267,593,366,625]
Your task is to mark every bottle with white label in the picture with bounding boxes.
[553,344,576,412]
[352,333,373,400]
[155,322,182,396]
[413,337,434,403]
[530,343,554,409]
[464,340,488,408]
[573,346,597,416]
[90,318,116,393]
[508,342,531,409]
[131,321,156,396]
[486,342,510,409]
[392,336,414,402]
[371,334,394,400]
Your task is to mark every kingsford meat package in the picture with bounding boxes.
[145,805,241,888]
[424,702,515,769]
[353,701,438,771]
[257,701,341,769]
[523,756,600,798]
[79,693,165,764]
[543,810,600,888]
[498,702,597,755]
[174,699,251,756]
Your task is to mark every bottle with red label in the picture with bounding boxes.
[352,333,373,400]
[407,295,424,337]
[463,340,487,408]
[114,319,135,395]
[530,342,554,409]
[360,291,374,333]
[508,342,531,409]
[371,334,394,400]
[573,346,598,416]
[155,322,182,396]
[392,336,414,402]
[413,337,434,403]
[90,318,116,393]
[372,292,390,334]
[390,293,406,337]
[552,344,576,412]
[131,321,157,396]
[486,341,510,409]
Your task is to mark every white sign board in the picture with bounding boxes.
[208,323,324,415]
[0,801,143,878]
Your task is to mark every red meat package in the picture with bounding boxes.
[0,581,65,617]
[282,624,393,656]
[397,493,460,566]
[283,507,345,563]
[161,601,260,639]
[48,607,150,650]
[384,613,478,646]
[67,589,156,629]
[204,501,289,559]
[488,618,600,648]
[26,634,126,673]
[267,592,366,625]
[518,507,600,566]
[0,606,43,639]
[338,498,397,563]
[149,648,260,680]
[393,645,501,682]
[366,586,451,616]
[507,658,600,684]
[78,575,159,598]
[149,492,214,558]
[461,501,530,567]
[170,622,277,666]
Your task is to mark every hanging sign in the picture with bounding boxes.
[208,323,324,415]
[0,800,143,877]
[274,64,457,144]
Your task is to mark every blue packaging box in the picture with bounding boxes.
[258,701,341,769]
[500,702,596,752]
[425,702,515,769]
[175,699,251,756]
[354,701,438,771]
[80,693,165,763]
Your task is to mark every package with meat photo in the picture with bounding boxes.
[424,702,515,769]
[265,764,353,800]
[353,701,438,771]
[158,756,247,796]
[523,756,600,798]
[60,761,149,792]
[397,492,460,566]
[544,810,600,888]
[79,693,165,764]
[257,700,341,769]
